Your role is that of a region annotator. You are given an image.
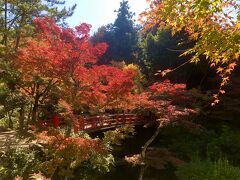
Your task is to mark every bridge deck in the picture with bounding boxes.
[57,114,150,132]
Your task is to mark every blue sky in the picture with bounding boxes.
[65,0,148,33]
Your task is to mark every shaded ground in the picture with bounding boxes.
[0,128,30,151]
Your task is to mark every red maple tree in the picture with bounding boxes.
[15,17,136,122]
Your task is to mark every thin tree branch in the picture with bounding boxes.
[166,47,191,52]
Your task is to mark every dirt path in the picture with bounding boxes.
[0,130,30,151]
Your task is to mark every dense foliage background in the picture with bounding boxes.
[0,0,239,179]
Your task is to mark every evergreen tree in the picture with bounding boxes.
[0,0,76,51]
[91,0,139,64]
[113,0,138,62]
[139,29,216,89]
[139,29,191,78]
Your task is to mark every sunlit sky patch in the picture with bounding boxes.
[65,0,148,33]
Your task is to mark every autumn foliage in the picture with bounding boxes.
[13,17,202,131]
[14,17,137,122]
[78,65,136,111]
[141,0,240,104]
[3,1,239,179]
[36,130,108,178]
[16,17,108,81]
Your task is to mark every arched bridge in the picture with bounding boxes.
[52,113,153,132]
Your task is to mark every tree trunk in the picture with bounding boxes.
[15,31,21,51]
[32,83,40,123]
[32,96,39,123]
[19,105,25,132]
[15,13,25,51]
[138,121,163,180]
[3,0,8,47]
[8,110,14,129]
[26,104,32,129]
[8,118,13,129]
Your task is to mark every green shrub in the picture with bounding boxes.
[159,125,215,160]
[206,126,240,164]
[160,125,240,164]
[176,158,240,180]
[0,147,40,179]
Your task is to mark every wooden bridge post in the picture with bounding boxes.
[115,114,119,125]
[78,116,85,130]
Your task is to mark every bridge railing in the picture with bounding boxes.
[44,113,148,131]
[76,114,145,131]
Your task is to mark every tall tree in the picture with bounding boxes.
[0,0,76,51]
[15,17,136,123]
[91,0,139,64]
[15,17,107,122]
[0,0,76,129]
[112,0,138,62]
